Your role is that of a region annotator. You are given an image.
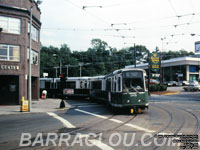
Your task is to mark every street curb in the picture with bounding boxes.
[0,107,71,116]
[162,92,180,95]
[150,91,180,95]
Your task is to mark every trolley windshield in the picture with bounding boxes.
[122,71,145,92]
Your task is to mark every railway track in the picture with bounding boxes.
[127,104,173,150]
[129,103,200,150]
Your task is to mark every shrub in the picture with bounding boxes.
[150,84,159,92]
[160,84,167,91]
[150,84,167,92]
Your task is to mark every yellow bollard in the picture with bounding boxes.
[20,96,29,112]
[130,108,134,114]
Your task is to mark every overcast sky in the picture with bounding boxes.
[40,0,200,52]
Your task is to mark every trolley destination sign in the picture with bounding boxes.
[150,52,160,72]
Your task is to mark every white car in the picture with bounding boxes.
[181,81,189,86]
[189,80,199,85]
[169,81,178,86]
[183,84,200,91]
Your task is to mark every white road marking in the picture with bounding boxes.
[125,123,155,133]
[47,112,114,150]
[75,109,156,133]
[109,119,123,123]
[186,109,192,111]
[71,103,97,106]
[89,139,115,150]
[77,105,104,108]
[78,134,89,139]
[75,109,108,119]
[47,112,76,128]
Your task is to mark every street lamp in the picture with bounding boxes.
[28,2,34,112]
[28,0,42,112]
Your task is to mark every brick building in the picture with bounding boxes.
[0,0,41,104]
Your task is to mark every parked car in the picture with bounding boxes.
[189,80,199,85]
[180,81,189,86]
[163,81,172,86]
[169,81,178,86]
[183,84,200,91]
[150,79,160,85]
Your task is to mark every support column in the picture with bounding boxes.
[186,65,190,81]
[170,67,173,81]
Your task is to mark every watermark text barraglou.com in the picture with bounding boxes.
[19,132,198,148]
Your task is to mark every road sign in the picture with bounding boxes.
[150,52,160,72]
[151,73,160,78]
[176,73,183,77]
[195,41,200,53]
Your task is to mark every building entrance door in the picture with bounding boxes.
[0,75,19,105]
[189,74,197,81]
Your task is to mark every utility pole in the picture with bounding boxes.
[80,64,82,77]
[160,37,166,84]
[134,43,136,68]
[66,65,69,77]
[59,59,62,75]
[148,52,151,96]
[28,5,33,112]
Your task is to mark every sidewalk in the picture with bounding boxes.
[0,98,71,116]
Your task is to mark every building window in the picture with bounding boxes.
[0,16,21,34]
[28,23,39,42]
[0,44,20,61]
[27,49,38,65]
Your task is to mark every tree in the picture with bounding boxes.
[91,38,109,53]
[162,50,194,60]
[129,45,149,65]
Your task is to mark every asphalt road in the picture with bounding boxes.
[0,91,200,150]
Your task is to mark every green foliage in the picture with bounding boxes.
[150,84,167,92]
[159,84,167,91]
[150,84,159,92]
[162,50,194,60]
[40,38,194,78]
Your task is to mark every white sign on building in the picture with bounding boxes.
[195,41,200,53]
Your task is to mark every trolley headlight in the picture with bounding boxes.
[138,99,145,102]
[127,100,130,103]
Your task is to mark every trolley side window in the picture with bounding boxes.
[118,76,122,92]
[66,81,76,89]
[45,81,51,89]
[106,78,111,91]
[40,80,45,89]
[112,77,115,92]
[92,81,102,90]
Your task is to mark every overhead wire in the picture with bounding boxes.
[39,0,200,51]
[63,0,125,43]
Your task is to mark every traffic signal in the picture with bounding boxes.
[60,74,66,89]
